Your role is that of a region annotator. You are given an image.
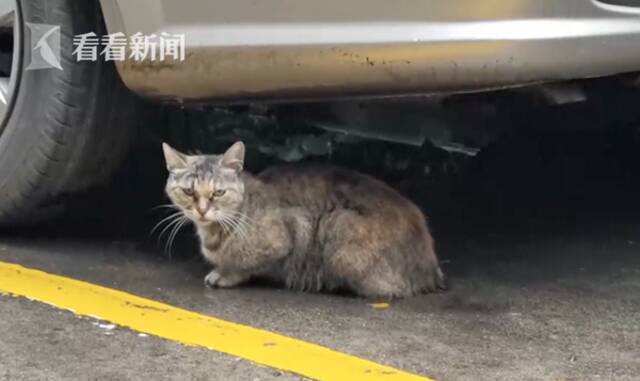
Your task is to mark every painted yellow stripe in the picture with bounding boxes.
[0,261,433,381]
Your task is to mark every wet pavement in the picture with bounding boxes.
[1,125,640,380]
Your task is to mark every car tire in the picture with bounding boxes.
[0,0,136,226]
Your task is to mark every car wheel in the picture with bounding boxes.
[0,0,136,226]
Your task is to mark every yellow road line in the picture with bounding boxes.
[0,261,433,381]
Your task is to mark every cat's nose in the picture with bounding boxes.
[195,200,209,217]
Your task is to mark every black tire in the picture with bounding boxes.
[0,0,136,225]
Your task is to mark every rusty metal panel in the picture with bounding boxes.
[99,0,640,101]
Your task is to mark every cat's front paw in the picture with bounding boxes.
[204,270,247,288]
[204,270,222,288]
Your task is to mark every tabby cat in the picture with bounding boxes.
[162,142,445,298]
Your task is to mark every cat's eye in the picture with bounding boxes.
[182,188,194,197]
[213,189,226,198]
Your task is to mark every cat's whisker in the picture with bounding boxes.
[221,213,250,243]
[224,210,254,228]
[226,209,254,218]
[164,216,189,258]
[220,215,244,241]
[156,214,187,243]
[169,218,188,255]
[153,218,185,245]
[234,223,251,244]
[228,214,254,236]
[155,213,185,236]
[215,213,233,235]
[218,218,231,235]
[150,211,184,237]
[226,212,251,231]
[220,218,240,242]
[151,204,179,211]
[226,210,257,223]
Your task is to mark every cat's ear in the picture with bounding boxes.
[162,143,189,172]
[221,141,245,173]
